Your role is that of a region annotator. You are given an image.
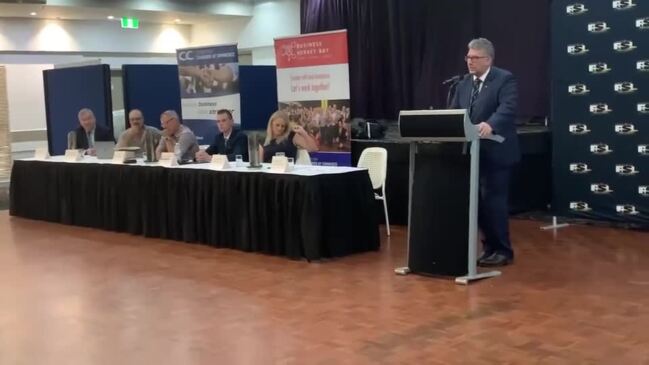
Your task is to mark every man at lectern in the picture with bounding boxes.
[450,38,520,267]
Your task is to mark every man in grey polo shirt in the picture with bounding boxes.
[155,110,199,162]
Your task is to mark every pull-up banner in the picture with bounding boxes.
[176,44,240,144]
[274,30,351,166]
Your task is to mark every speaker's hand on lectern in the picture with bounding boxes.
[477,122,493,137]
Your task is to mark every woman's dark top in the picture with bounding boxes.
[263,131,297,162]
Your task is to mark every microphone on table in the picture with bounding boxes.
[67,131,77,149]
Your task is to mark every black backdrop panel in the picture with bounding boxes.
[43,65,113,155]
[552,0,649,224]
[480,0,551,121]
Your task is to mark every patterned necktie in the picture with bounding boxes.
[470,78,482,106]
[469,78,482,119]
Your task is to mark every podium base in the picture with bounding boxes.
[395,266,500,285]
[540,216,570,230]
[455,270,501,285]
[394,267,410,275]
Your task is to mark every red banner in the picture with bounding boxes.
[275,30,348,69]
[274,30,351,166]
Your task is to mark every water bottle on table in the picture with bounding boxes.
[174,142,182,163]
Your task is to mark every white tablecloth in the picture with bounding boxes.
[21,156,366,176]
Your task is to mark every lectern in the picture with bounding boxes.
[394,109,504,285]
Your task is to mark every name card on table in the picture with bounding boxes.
[64,149,83,162]
[33,147,50,160]
[270,155,291,173]
[158,152,178,167]
[210,154,230,170]
[112,150,135,164]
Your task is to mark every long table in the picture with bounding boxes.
[10,157,380,260]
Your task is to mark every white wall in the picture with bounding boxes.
[0,54,177,69]
[3,64,51,156]
[251,46,277,65]
[46,0,254,17]
[190,0,300,65]
[0,17,186,68]
[191,18,248,48]
[0,18,191,53]
[238,0,300,50]
[4,64,51,132]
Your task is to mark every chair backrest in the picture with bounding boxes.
[357,147,387,190]
[296,148,312,165]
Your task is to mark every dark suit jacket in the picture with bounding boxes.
[450,66,520,167]
[74,124,114,150]
[205,127,249,161]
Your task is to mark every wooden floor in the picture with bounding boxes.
[1,212,648,364]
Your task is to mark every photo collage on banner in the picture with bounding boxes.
[176,44,240,144]
[274,30,351,166]
[552,0,648,224]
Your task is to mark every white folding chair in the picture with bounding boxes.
[296,148,312,165]
[357,147,390,236]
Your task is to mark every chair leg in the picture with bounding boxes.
[382,188,390,236]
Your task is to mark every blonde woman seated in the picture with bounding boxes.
[260,111,318,163]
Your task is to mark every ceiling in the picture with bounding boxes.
[0,0,256,25]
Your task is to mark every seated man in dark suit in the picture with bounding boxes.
[70,108,114,156]
[450,38,520,267]
[195,109,248,162]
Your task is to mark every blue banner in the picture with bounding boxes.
[176,44,240,144]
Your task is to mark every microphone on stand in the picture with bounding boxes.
[442,74,467,85]
[444,74,467,109]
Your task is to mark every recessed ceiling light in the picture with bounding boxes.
[30,12,37,16]
[174,18,181,23]
[107,15,114,20]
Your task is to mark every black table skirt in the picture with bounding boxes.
[10,161,380,260]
